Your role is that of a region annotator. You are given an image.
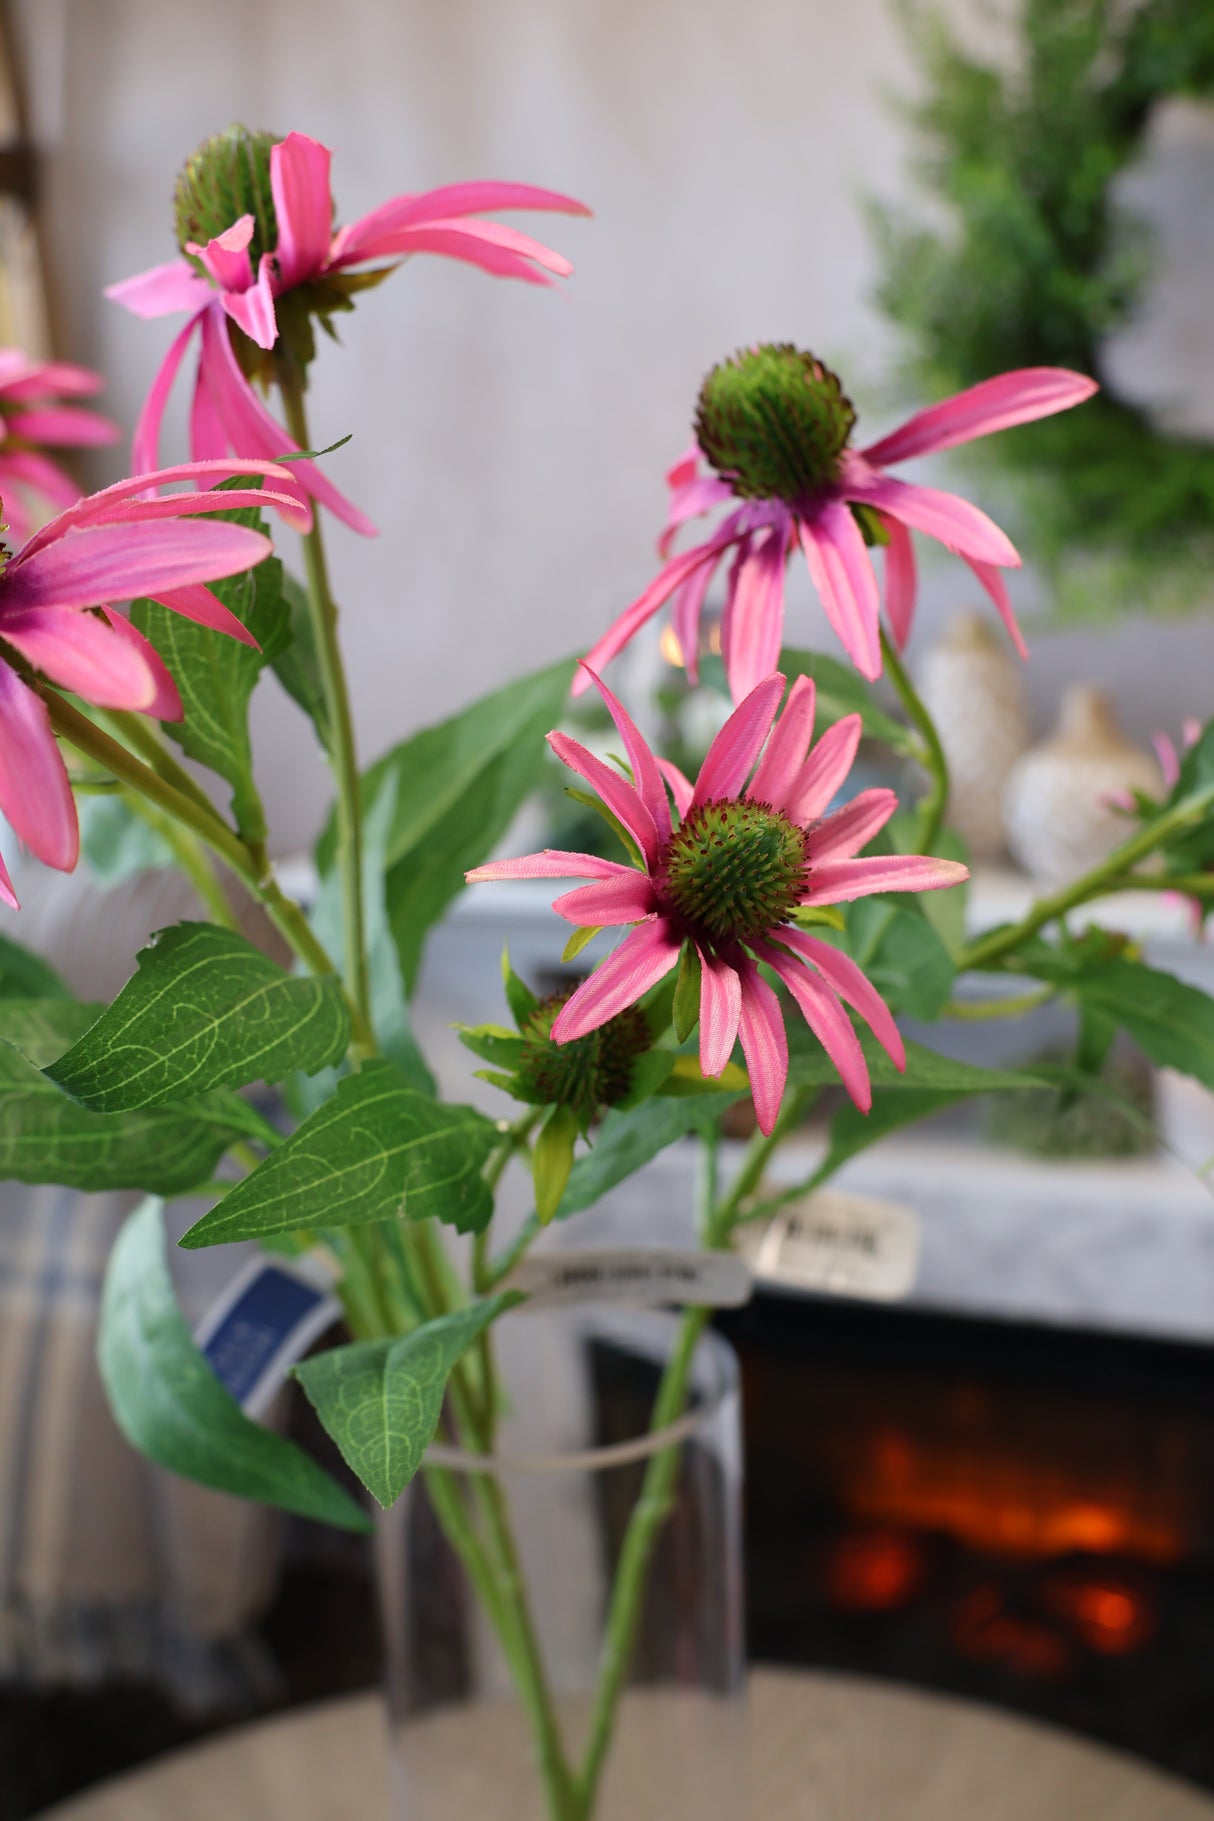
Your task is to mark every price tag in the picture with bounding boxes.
[747,1189,920,1301]
[508,1247,752,1311]
[194,1254,342,1416]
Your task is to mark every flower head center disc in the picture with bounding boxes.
[175,125,281,269]
[518,991,649,1116]
[695,344,856,505]
[663,800,809,944]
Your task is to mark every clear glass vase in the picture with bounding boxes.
[376,1307,745,1821]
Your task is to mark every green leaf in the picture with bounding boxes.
[78,791,176,885]
[46,923,349,1111]
[100,1199,368,1532]
[502,949,539,1027]
[181,1060,499,1248]
[534,1105,579,1222]
[0,1031,260,1196]
[293,1295,519,1508]
[806,1088,982,1191]
[827,900,956,1020]
[0,997,99,1067]
[131,488,290,847]
[1070,960,1214,1092]
[563,787,644,867]
[779,647,911,749]
[673,943,701,1042]
[0,931,70,1001]
[788,1030,1039,1094]
[561,923,602,963]
[270,569,332,752]
[345,657,574,993]
[555,1089,741,1221]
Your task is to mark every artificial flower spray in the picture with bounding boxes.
[2,119,1212,1821]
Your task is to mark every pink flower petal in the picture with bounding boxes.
[551,918,682,1042]
[845,472,1019,569]
[0,360,106,402]
[806,787,898,864]
[101,610,183,719]
[334,219,571,284]
[735,954,788,1135]
[188,216,255,291]
[0,605,161,710]
[760,942,871,1112]
[798,500,881,681]
[748,673,815,813]
[199,308,378,536]
[466,850,641,884]
[0,662,77,869]
[665,445,701,491]
[575,512,746,695]
[553,872,658,926]
[190,360,228,461]
[2,520,272,614]
[547,729,660,868]
[786,714,863,825]
[16,457,309,557]
[658,473,734,559]
[0,843,18,910]
[657,758,694,818]
[332,181,590,264]
[691,673,786,809]
[669,553,716,684]
[271,133,335,289]
[861,368,1099,467]
[105,260,212,320]
[579,663,671,841]
[777,927,905,1069]
[807,854,969,904]
[720,522,789,704]
[883,517,917,650]
[697,946,742,1078]
[145,584,260,649]
[0,449,82,518]
[220,254,279,350]
[130,314,202,477]
[6,406,118,448]
[963,555,1028,659]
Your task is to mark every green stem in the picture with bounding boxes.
[942,985,1056,1021]
[100,710,220,820]
[276,365,371,1037]
[880,628,949,852]
[712,1086,814,1232]
[1102,871,1214,898]
[574,1305,710,1816]
[960,781,1214,973]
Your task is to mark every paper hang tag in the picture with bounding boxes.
[194,1254,342,1417]
[508,1247,753,1312]
[748,1189,921,1302]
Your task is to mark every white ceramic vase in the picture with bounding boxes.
[916,613,1032,860]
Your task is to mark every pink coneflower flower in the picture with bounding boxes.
[0,350,119,545]
[0,456,310,910]
[468,666,968,1132]
[107,126,589,536]
[579,347,1097,701]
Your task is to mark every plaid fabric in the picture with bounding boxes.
[0,1180,282,1699]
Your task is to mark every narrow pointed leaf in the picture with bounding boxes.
[673,944,702,1042]
[534,1105,579,1222]
[100,1199,368,1531]
[181,1060,498,1247]
[293,1294,520,1508]
[46,922,349,1110]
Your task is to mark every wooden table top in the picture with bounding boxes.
[36,1667,1214,1820]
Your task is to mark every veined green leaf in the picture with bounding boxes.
[0,932,71,1001]
[46,923,349,1112]
[339,657,574,993]
[555,1089,741,1221]
[293,1295,520,1508]
[100,1199,368,1531]
[1070,960,1214,1092]
[181,1060,499,1248]
[0,997,99,1067]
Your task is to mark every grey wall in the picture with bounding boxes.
[17,0,1214,852]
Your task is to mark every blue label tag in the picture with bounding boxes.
[195,1257,341,1415]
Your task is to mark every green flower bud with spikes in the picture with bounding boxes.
[175,125,281,272]
[458,952,747,1222]
[662,799,810,944]
[695,344,856,506]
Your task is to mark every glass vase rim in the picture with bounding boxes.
[424,1310,739,1477]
